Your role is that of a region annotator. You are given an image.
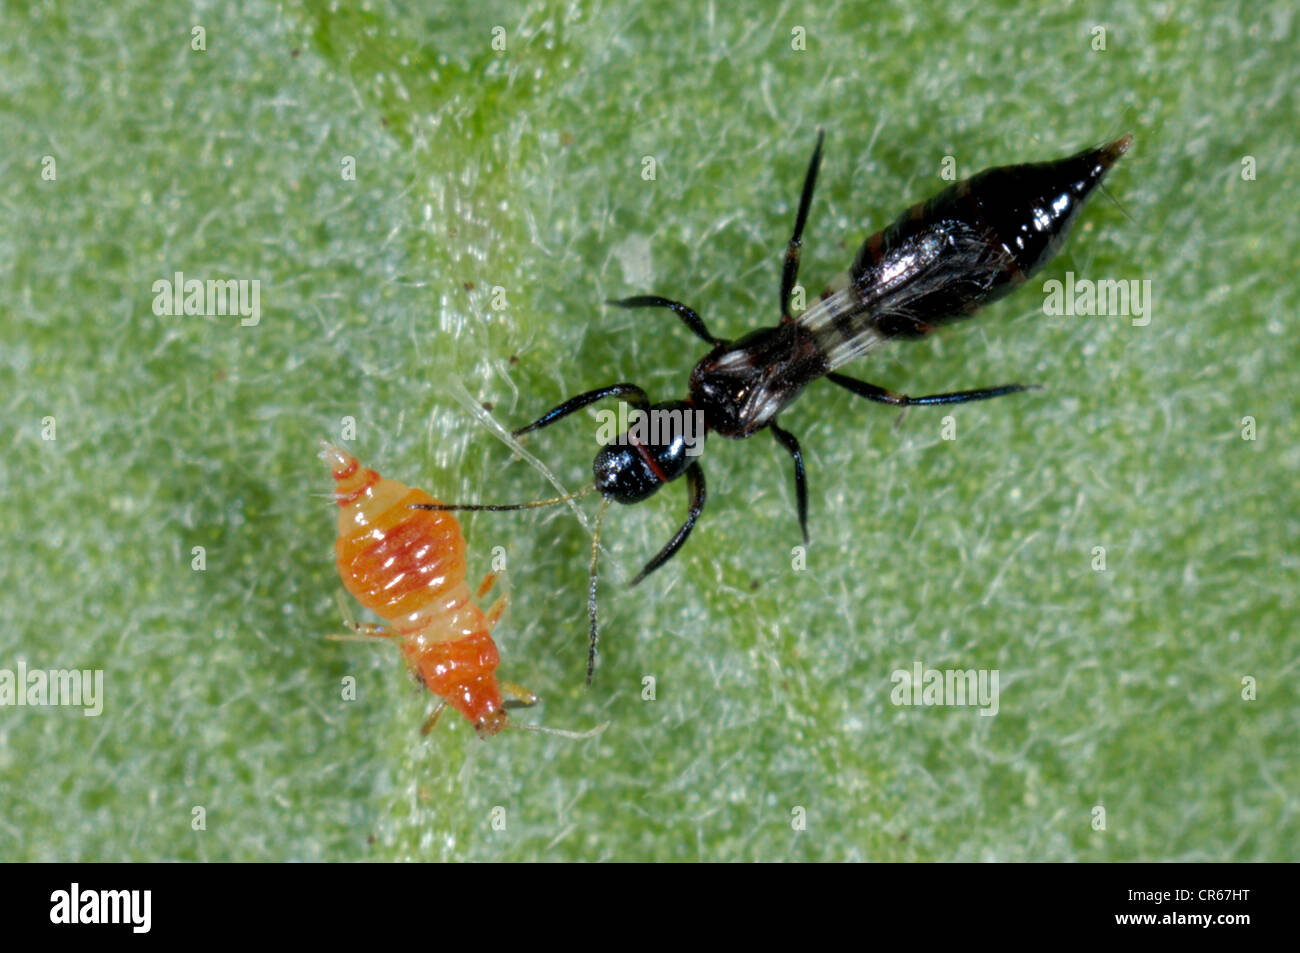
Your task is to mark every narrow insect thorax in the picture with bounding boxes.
[688,324,827,438]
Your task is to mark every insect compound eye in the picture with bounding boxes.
[593,443,661,504]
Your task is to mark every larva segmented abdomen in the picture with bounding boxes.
[327,448,486,644]
[322,443,508,735]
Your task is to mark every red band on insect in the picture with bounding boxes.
[628,436,669,484]
[334,457,360,480]
[336,468,380,507]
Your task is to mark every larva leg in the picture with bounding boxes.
[324,628,392,643]
[421,699,448,736]
[499,681,539,709]
[326,590,394,641]
[485,594,509,629]
[475,572,497,600]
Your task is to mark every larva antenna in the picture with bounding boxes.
[510,720,609,740]
[411,482,597,513]
[426,703,609,741]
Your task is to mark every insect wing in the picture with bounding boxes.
[795,219,1007,373]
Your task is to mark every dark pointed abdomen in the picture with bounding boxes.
[848,136,1131,339]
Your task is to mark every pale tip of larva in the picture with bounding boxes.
[318,441,353,476]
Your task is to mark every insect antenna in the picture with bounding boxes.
[586,496,611,686]
[412,483,597,512]
[413,482,615,686]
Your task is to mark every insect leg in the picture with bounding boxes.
[324,629,392,643]
[826,372,1039,407]
[420,699,449,736]
[769,421,809,544]
[514,383,650,437]
[477,572,509,628]
[325,590,394,641]
[499,681,540,709]
[606,296,721,345]
[780,128,825,320]
[485,595,508,629]
[630,461,706,586]
[586,497,611,686]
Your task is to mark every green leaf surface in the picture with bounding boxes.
[2,0,1295,860]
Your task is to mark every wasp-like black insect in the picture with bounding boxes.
[419,131,1132,681]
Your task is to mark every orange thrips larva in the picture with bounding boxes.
[322,442,520,739]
